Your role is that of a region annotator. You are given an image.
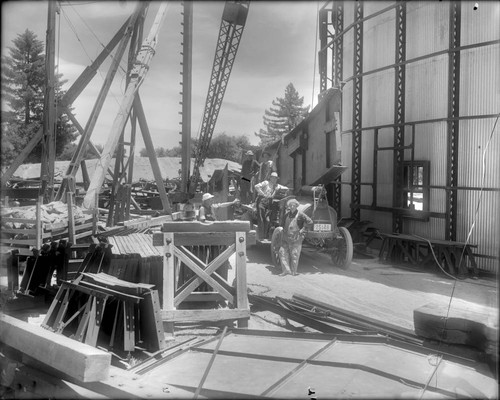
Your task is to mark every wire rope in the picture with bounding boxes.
[416,114,499,398]
[311,1,320,109]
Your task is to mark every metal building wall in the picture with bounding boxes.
[326,0,499,273]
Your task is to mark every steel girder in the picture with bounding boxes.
[351,2,363,221]
[333,2,344,217]
[392,1,407,233]
[446,2,461,241]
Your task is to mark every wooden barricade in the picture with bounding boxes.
[153,221,252,335]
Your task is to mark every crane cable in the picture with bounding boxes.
[311,1,320,108]
[416,114,499,399]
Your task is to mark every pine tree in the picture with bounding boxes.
[1,29,77,165]
[255,83,309,146]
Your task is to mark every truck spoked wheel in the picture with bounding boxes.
[330,226,353,269]
[270,227,283,268]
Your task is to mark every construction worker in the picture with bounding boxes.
[199,192,240,222]
[254,172,287,239]
[278,198,313,276]
[240,150,260,204]
[257,151,276,184]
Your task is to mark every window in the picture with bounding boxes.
[402,160,429,216]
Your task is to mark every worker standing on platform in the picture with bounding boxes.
[254,172,287,239]
[278,198,313,276]
[257,151,276,184]
[240,150,260,204]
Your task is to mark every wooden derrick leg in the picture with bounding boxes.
[235,231,249,328]
[163,232,175,337]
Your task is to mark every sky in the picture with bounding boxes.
[1,1,322,153]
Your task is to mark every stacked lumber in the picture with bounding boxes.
[1,200,97,254]
[1,201,88,229]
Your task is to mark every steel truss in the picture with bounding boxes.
[351,2,363,221]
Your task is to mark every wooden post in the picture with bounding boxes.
[67,192,75,244]
[83,3,169,209]
[235,231,248,328]
[39,0,57,202]
[180,1,193,193]
[1,16,132,187]
[36,196,43,250]
[163,232,175,336]
[92,192,98,236]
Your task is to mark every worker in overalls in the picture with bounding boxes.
[278,198,313,276]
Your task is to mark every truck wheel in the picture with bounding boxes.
[270,227,283,268]
[331,226,353,269]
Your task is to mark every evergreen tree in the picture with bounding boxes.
[1,29,77,165]
[255,83,309,146]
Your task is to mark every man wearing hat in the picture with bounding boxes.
[254,172,288,239]
[278,198,313,276]
[240,150,260,204]
[199,192,240,222]
[198,192,241,285]
[257,150,276,185]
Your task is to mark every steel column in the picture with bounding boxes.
[446,1,461,241]
[392,1,407,233]
[333,1,343,217]
[351,1,363,220]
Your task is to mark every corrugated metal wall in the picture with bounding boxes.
[335,1,499,272]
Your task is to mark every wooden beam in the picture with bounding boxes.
[161,221,251,233]
[0,314,111,382]
[162,309,250,322]
[83,2,169,209]
[39,0,57,201]
[180,1,193,192]
[56,4,146,202]
[134,95,172,213]
[0,16,133,187]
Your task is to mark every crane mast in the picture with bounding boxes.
[188,1,249,194]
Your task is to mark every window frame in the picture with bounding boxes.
[401,160,430,220]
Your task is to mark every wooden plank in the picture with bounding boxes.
[235,231,249,319]
[0,218,38,224]
[162,308,250,322]
[1,227,38,235]
[67,192,76,244]
[163,232,175,335]
[0,314,111,382]
[161,220,250,233]
[413,302,498,353]
[168,232,238,246]
[0,238,39,246]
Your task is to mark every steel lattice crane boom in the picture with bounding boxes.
[188,1,249,194]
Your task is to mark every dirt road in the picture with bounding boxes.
[242,243,498,331]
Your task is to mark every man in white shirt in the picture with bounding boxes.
[254,172,288,239]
